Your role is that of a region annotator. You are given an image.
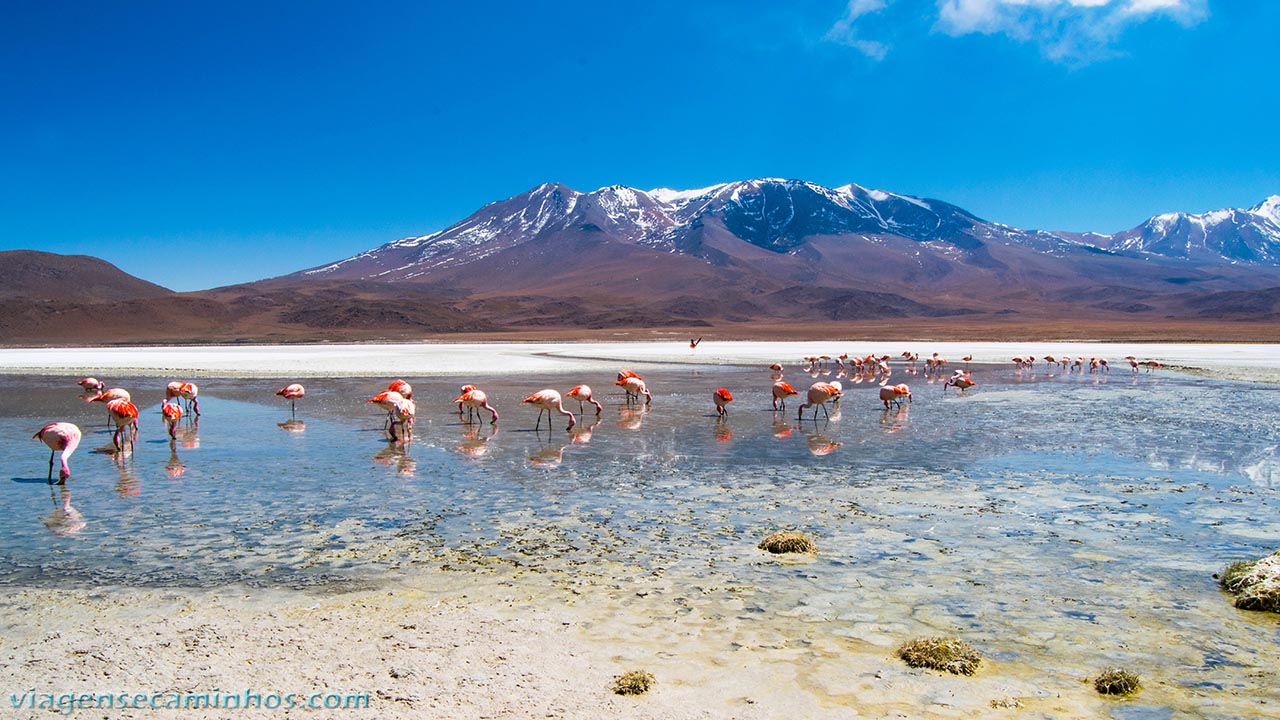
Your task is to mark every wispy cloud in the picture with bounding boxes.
[934,0,1209,63]
[824,0,894,60]
[824,0,1209,64]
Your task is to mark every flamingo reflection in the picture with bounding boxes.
[880,405,909,433]
[165,445,186,479]
[278,418,305,433]
[42,484,85,537]
[617,404,649,430]
[112,452,140,497]
[373,444,417,476]
[805,430,842,456]
[456,423,497,457]
[714,417,733,443]
[569,417,601,444]
[529,430,569,468]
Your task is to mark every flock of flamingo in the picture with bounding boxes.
[30,349,1166,484]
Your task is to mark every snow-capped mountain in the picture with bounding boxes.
[302,178,1101,284]
[293,179,1280,323]
[1093,196,1280,264]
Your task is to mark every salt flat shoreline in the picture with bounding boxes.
[2,340,1279,379]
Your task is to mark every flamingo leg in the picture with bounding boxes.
[47,449,55,481]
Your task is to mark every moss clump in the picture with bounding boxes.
[612,670,655,696]
[897,636,981,676]
[758,531,817,554]
[1093,668,1141,696]
[1218,551,1280,613]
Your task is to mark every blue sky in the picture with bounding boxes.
[2,1,1277,291]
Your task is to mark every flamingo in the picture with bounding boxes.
[89,388,131,428]
[369,391,415,441]
[275,383,305,414]
[798,382,842,421]
[944,373,977,392]
[457,384,477,418]
[617,369,643,382]
[162,400,183,439]
[455,386,499,423]
[107,399,139,450]
[387,379,413,399]
[33,422,81,483]
[962,354,973,368]
[178,382,200,414]
[713,388,734,417]
[523,389,576,430]
[879,383,912,409]
[77,377,104,393]
[566,384,603,415]
[772,380,799,410]
[615,376,652,404]
[1126,355,1139,372]
[769,362,784,381]
[690,337,702,349]
[165,381,200,413]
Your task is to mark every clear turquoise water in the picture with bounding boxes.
[3,365,1278,716]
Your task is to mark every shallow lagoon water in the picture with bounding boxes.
[3,364,1279,717]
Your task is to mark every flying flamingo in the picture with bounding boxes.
[107,399,139,450]
[455,386,499,423]
[713,388,734,417]
[615,376,652,404]
[566,384,603,416]
[798,382,842,421]
[523,389,576,430]
[879,383,912,408]
[77,377,104,393]
[275,383,305,415]
[33,422,81,483]
[162,400,183,439]
[772,380,799,410]
[689,337,701,349]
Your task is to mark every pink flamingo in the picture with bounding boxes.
[772,380,799,410]
[617,369,643,382]
[615,376,652,404]
[162,400,183,439]
[713,388,734,417]
[275,383,305,414]
[90,388,132,428]
[798,382,842,420]
[523,389,576,430]
[369,390,415,441]
[387,379,413,399]
[33,422,81,483]
[566,384,603,415]
[107,399,139,450]
[455,386,499,424]
[166,381,200,415]
[77,377,104,393]
[879,383,912,408]
[769,362,784,380]
[944,373,977,392]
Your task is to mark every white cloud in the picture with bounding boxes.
[824,0,894,60]
[823,0,1208,64]
[933,0,1209,63]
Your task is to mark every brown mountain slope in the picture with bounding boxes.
[0,250,173,302]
